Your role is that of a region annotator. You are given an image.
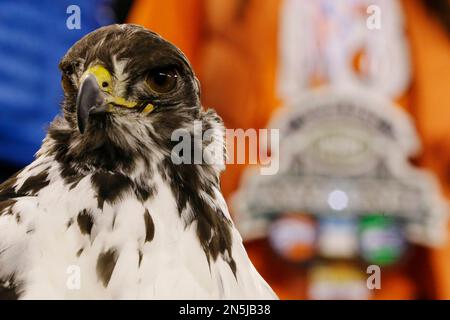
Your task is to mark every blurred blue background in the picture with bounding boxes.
[0,0,118,176]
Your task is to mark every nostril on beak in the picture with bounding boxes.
[76,74,106,134]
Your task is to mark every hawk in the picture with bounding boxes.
[0,24,276,299]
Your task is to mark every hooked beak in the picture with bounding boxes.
[76,65,155,134]
[76,73,109,134]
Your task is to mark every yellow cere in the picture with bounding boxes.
[82,64,155,114]
[83,65,113,94]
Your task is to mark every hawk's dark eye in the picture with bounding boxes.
[146,68,178,94]
[64,64,75,76]
[63,61,80,77]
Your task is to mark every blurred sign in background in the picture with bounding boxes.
[1,0,450,299]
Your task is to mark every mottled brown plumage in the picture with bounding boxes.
[0,24,275,299]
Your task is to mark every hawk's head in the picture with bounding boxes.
[46,24,222,172]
